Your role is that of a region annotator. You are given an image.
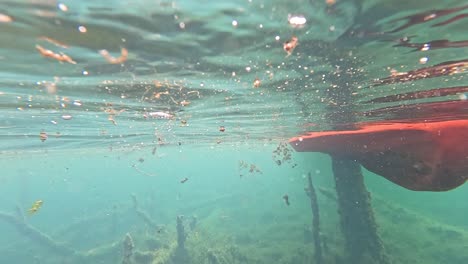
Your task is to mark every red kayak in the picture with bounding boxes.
[289,119,468,191]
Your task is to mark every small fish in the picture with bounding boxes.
[28,200,43,215]
[180,177,189,183]
[282,194,290,206]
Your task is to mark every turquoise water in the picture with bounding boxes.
[0,0,467,263]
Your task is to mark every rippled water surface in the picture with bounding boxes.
[1,0,465,151]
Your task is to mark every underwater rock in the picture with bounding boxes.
[290,119,468,191]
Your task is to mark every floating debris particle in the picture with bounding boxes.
[28,200,43,215]
[421,44,431,51]
[39,131,48,142]
[131,164,156,177]
[35,45,76,64]
[283,36,298,56]
[219,126,226,132]
[282,194,290,206]
[39,77,59,94]
[103,104,125,125]
[238,160,263,177]
[157,136,165,145]
[249,164,261,173]
[78,25,87,33]
[389,69,406,77]
[180,100,191,106]
[145,111,174,119]
[186,90,200,98]
[99,47,128,64]
[153,91,169,99]
[37,36,68,48]
[253,77,261,88]
[108,115,117,125]
[61,114,72,120]
[0,13,12,23]
[180,177,189,183]
[272,142,295,167]
[57,3,68,12]
[288,14,307,28]
[103,105,125,116]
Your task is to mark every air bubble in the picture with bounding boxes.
[78,26,87,33]
[58,3,68,12]
[288,15,306,28]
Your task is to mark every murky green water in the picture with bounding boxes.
[0,0,467,263]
